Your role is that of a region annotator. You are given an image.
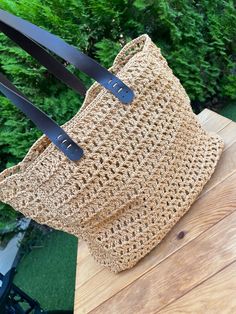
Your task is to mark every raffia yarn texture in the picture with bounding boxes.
[0,34,224,273]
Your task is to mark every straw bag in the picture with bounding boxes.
[0,10,224,273]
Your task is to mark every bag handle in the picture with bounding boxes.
[0,9,134,103]
[0,73,84,161]
[0,19,87,96]
[0,10,135,161]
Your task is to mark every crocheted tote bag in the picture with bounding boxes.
[0,10,224,273]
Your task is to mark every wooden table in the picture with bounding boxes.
[74,109,236,314]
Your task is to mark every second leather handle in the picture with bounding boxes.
[0,9,135,104]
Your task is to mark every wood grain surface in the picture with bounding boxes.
[74,109,236,314]
[158,261,236,314]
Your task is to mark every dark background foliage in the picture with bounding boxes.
[0,0,235,219]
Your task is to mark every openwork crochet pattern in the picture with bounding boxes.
[0,34,224,272]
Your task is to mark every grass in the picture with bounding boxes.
[13,230,78,311]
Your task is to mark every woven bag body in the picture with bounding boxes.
[0,34,224,272]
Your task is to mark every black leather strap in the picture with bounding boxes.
[0,73,84,161]
[0,9,134,104]
[0,20,87,96]
[0,9,135,161]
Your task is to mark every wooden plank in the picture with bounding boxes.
[75,112,236,285]
[158,261,236,314]
[199,117,236,196]
[90,210,236,314]
[201,141,236,197]
[199,109,231,132]
[216,120,236,149]
[198,109,236,151]
[75,240,102,287]
[74,171,236,313]
[197,108,212,124]
[197,108,218,126]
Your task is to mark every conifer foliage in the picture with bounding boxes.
[0,0,235,217]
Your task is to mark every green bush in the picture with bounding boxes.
[0,202,20,247]
[0,202,19,232]
[0,0,236,215]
